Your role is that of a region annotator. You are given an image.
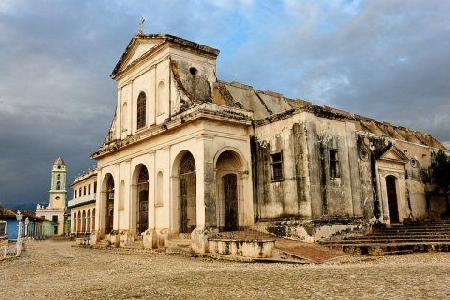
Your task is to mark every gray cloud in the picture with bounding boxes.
[0,0,449,210]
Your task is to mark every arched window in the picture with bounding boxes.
[156,171,164,206]
[56,181,61,190]
[57,174,60,180]
[157,81,165,116]
[136,92,146,129]
[122,102,128,131]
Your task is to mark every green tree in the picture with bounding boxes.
[430,150,450,216]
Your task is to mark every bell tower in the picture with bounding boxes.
[48,156,67,209]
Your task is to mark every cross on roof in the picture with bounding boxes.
[138,17,146,34]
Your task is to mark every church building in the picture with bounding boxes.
[36,157,67,235]
[77,32,447,253]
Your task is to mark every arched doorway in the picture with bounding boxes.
[82,210,86,233]
[72,213,76,234]
[136,166,149,235]
[104,175,115,234]
[86,210,91,234]
[386,175,400,223]
[92,208,95,232]
[216,150,242,232]
[179,152,196,233]
[77,211,81,233]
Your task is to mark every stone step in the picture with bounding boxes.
[367,233,450,237]
[373,229,450,233]
[326,242,450,255]
[166,239,191,249]
[321,238,450,245]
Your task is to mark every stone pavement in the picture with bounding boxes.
[1,240,450,299]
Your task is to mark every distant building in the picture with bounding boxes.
[68,168,97,235]
[36,157,67,235]
[0,209,45,240]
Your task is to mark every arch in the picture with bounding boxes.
[86,210,91,234]
[122,102,128,131]
[91,208,96,232]
[173,151,196,233]
[386,175,400,223]
[156,81,165,116]
[156,171,164,206]
[72,212,77,234]
[213,147,249,174]
[215,150,243,231]
[77,211,81,233]
[102,173,115,234]
[132,164,149,235]
[82,210,86,233]
[136,91,146,129]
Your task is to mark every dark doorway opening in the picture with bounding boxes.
[386,175,400,223]
[137,167,149,235]
[179,152,196,233]
[105,175,115,234]
[224,174,239,231]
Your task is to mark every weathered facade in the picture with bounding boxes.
[88,33,448,252]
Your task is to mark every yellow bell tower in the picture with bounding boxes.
[48,156,67,209]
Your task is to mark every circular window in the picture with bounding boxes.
[359,145,369,161]
[57,165,61,169]
[189,67,197,76]
[410,158,418,168]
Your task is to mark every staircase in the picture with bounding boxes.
[320,219,450,255]
[165,233,192,255]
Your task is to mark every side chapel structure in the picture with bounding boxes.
[71,33,448,253]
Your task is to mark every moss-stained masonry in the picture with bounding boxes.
[252,106,447,224]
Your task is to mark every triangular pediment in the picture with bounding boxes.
[113,37,163,77]
[379,146,409,163]
[122,40,161,69]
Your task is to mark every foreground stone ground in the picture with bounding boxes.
[1,240,450,299]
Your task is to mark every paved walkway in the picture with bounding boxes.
[2,240,450,299]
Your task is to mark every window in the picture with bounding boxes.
[57,174,60,180]
[156,171,164,206]
[56,181,61,190]
[329,149,340,179]
[88,184,91,195]
[136,91,146,129]
[122,102,128,131]
[94,182,97,194]
[79,188,82,197]
[74,190,77,198]
[52,215,58,223]
[156,81,165,116]
[271,152,284,181]
[83,186,86,196]
[189,67,197,76]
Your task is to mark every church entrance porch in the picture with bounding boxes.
[215,150,243,232]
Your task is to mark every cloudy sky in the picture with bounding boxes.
[1,0,449,210]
